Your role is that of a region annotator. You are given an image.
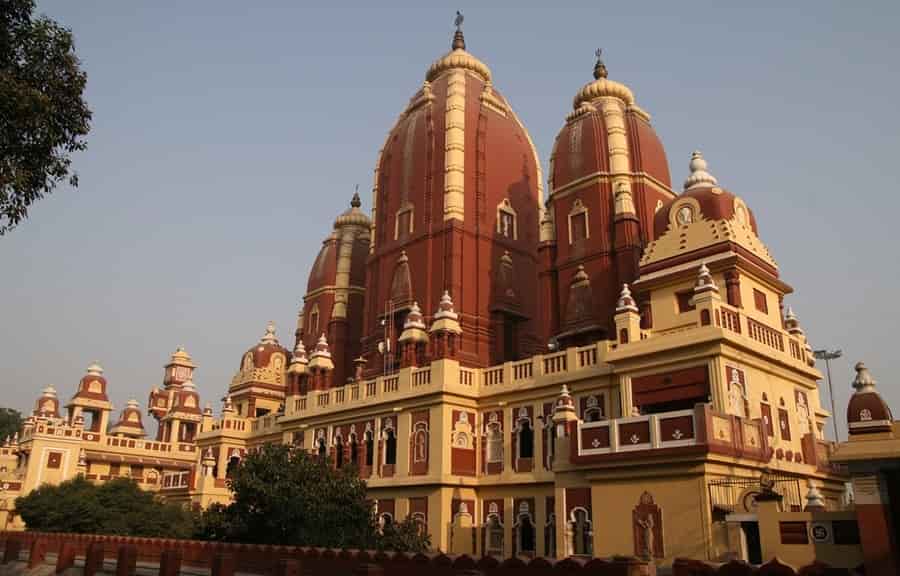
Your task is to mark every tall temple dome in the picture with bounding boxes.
[298,191,371,387]
[540,50,677,347]
[360,17,543,373]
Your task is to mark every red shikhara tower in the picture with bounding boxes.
[297,30,683,380]
[358,21,543,374]
[540,50,676,347]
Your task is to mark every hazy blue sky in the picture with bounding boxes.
[2,2,898,440]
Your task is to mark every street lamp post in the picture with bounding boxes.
[813,349,843,442]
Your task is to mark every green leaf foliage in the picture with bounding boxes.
[1,0,92,235]
[223,444,376,547]
[201,444,430,552]
[15,476,193,538]
[378,516,431,554]
[0,407,22,441]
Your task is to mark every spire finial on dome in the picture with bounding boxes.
[351,184,361,208]
[86,361,103,376]
[852,361,876,391]
[261,321,278,344]
[593,48,608,79]
[452,11,465,51]
[684,150,719,191]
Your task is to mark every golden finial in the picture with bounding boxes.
[593,48,608,79]
[351,184,361,208]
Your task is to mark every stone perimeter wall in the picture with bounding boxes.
[0,532,854,576]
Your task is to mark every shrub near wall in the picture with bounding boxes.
[14,477,193,538]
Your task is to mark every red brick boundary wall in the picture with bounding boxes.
[0,531,654,576]
[673,557,858,575]
[0,532,856,576]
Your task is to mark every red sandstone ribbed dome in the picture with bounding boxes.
[550,56,671,194]
[240,322,289,370]
[847,362,893,434]
[361,23,543,368]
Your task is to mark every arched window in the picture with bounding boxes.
[568,199,589,244]
[349,434,358,467]
[335,435,344,468]
[583,395,603,422]
[570,508,593,556]
[497,199,518,240]
[395,205,414,240]
[365,430,374,466]
[411,512,427,536]
[544,421,556,470]
[412,423,428,463]
[385,429,397,465]
[486,425,503,464]
[515,503,536,555]
[317,437,327,459]
[518,420,534,459]
[544,513,557,558]
[485,514,504,557]
[226,455,240,479]
[308,303,320,336]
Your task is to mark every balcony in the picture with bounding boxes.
[571,404,770,464]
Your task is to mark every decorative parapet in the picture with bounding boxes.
[571,404,770,465]
[610,301,816,376]
[281,342,611,420]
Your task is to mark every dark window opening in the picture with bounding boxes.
[255,408,270,418]
[753,289,768,313]
[503,316,519,361]
[335,437,344,468]
[179,423,196,443]
[676,290,695,313]
[83,410,100,432]
[365,431,374,466]
[571,212,587,242]
[518,421,534,459]
[500,212,514,238]
[638,396,708,415]
[317,438,327,459]
[385,430,397,465]
[349,436,358,466]
[226,456,240,479]
[544,514,557,558]
[518,516,536,554]
[486,517,504,556]
[571,509,593,556]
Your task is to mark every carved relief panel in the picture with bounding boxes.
[451,410,476,476]
[632,491,664,559]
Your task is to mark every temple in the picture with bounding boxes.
[3,19,893,568]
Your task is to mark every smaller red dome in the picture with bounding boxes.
[240,321,289,371]
[72,362,110,402]
[307,234,337,294]
[847,362,893,434]
[110,399,146,436]
[33,386,60,418]
[653,152,758,239]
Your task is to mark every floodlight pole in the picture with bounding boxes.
[813,349,843,442]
